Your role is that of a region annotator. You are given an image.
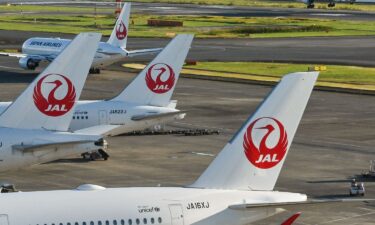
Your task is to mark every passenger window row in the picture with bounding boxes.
[73,116,89,120]
[36,217,162,225]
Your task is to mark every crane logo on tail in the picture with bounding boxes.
[116,20,127,40]
[33,74,76,117]
[243,117,288,169]
[145,63,175,94]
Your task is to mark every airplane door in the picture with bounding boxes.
[0,215,9,225]
[98,110,108,125]
[168,204,184,225]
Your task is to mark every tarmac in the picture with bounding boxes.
[1,30,375,67]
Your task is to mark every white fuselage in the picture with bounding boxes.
[0,101,183,136]
[0,187,307,225]
[22,37,126,68]
[0,128,102,172]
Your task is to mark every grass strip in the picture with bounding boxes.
[122,62,375,91]
[1,14,375,38]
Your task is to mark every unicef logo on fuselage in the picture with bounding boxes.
[33,74,76,117]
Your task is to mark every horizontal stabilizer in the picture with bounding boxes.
[12,140,94,153]
[229,198,375,210]
[74,125,121,136]
[131,110,185,121]
[125,48,163,57]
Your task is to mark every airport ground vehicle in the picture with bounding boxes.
[349,179,365,196]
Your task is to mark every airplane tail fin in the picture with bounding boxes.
[190,72,318,191]
[110,34,193,107]
[107,2,130,49]
[0,33,101,131]
[281,212,301,225]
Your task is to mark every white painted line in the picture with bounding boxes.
[317,210,375,224]
[0,65,25,71]
[191,152,215,157]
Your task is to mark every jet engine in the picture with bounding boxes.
[19,57,39,70]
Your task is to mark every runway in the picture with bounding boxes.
[1,30,375,67]
[131,3,375,21]
[4,1,375,21]
[0,66,374,224]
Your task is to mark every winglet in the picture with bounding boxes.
[0,33,101,131]
[281,212,301,225]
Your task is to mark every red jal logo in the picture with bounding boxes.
[243,117,288,169]
[33,74,76,117]
[116,20,127,40]
[145,63,175,94]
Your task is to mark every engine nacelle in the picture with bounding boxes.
[18,57,39,70]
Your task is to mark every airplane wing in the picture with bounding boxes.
[124,48,163,57]
[131,111,186,121]
[0,52,27,58]
[228,198,375,210]
[74,125,121,136]
[0,52,57,62]
[12,140,94,153]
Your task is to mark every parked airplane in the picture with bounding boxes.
[0,34,192,140]
[0,32,119,172]
[0,3,161,73]
[0,71,353,225]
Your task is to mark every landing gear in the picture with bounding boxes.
[27,59,39,70]
[89,68,101,74]
[81,149,109,161]
[0,183,17,193]
[98,149,109,160]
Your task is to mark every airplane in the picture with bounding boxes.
[0,32,123,172]
[0,3,161,74]
[1,71,362,225]
[0,34,193,140]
